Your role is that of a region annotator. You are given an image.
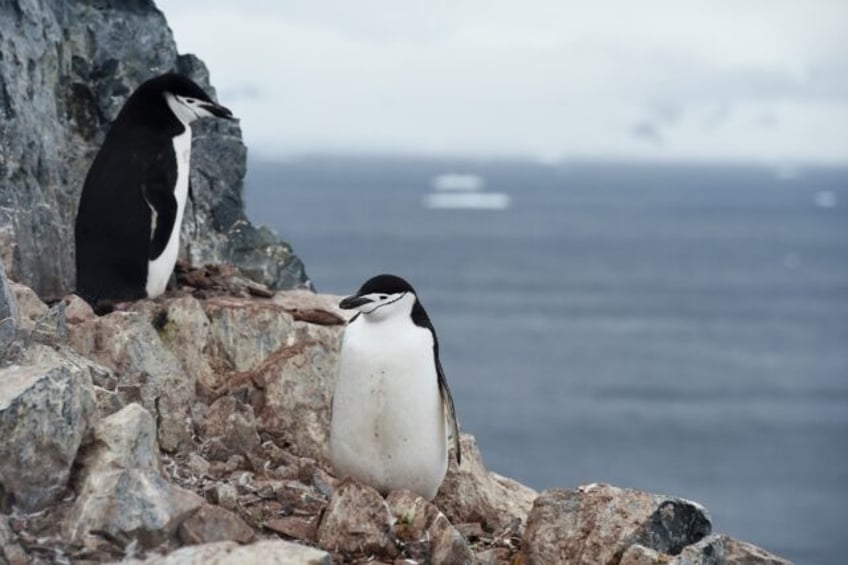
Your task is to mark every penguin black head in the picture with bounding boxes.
[339,274,419,317]
[117,72,234,129]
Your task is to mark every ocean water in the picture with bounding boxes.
[245,156,848,564]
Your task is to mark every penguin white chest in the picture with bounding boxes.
[145,129,191,297]
[329,316,448,499]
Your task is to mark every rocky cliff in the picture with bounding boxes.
[0,0,308,302]
[0,264,794,565]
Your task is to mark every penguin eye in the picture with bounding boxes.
[184,97,197,104]
[379,294,388,300]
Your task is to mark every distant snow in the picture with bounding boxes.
[431,173,486,192]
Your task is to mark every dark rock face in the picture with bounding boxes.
[0,0,307,301]
[638,499,713,555]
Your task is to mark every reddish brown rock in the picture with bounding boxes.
[433,434,537,531]
[68,310,194,452]
[315,479,397,559]
[203,297,296,372]
[620,544,674,565]
[264,516,318,542]
[141,292,344,463]
[178,504,255,545]
[721,535,794,565]
[273,479,327,516]
[429,513,474,564]
[252,339,340,462]
[63,293,95,324]
[522,483,711,565]
[200,396,261,456]
[271,290,347,325]
[387,489,439,540]
[387,489,473,564]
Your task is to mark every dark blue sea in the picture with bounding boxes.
[245,156,848,564]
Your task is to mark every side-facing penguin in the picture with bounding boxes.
[329,274,461,500]
[74,72,233,311]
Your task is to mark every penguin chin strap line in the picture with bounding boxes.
[364,292,407,315]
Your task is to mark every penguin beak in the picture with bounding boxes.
[201,101,234,120]
[339,295,373,310]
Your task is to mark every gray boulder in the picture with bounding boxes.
[66,403,203,548]
[0,0,307,302]
[0,346,97,512]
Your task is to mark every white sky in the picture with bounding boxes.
[157,0,848,163]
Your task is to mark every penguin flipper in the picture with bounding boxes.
[188,179,199,239]
[437,359,462,465]
[141,159,178,260]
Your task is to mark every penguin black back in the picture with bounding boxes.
[75,73,232,310]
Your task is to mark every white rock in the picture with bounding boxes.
[8,280,47,334]
[127,539,331,564]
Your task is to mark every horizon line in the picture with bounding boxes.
[246,150,848,169]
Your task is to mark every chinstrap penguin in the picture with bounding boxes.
[74,72,233,312]
[329,274,461,500]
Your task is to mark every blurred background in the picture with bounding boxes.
[158,2,847,562]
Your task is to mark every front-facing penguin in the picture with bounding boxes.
[74,73,233,311]
[330,274,461,500]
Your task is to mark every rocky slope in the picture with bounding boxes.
[0,0,308,301]
[0,264,794,564]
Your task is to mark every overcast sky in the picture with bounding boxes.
[157,0,848,163]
